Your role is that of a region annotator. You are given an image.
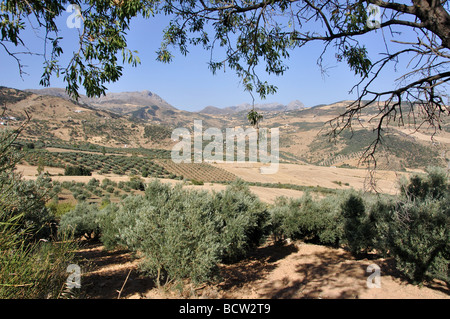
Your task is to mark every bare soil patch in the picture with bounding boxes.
[212,162,408,195]
[75,241,449,300]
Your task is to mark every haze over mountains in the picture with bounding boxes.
[25,87,306,115]
[199,100,306,115]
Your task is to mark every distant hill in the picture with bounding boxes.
[4,86,449,171]
[24,87,70,100]
[26,88,176,115]
[86,90,176,115]
[199,106,231,115]
[1,87,233,148]
[199,100,305,115]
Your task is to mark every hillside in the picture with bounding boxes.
[25,88,175,115]
[2,87,146,148]
[2,86,449,172]
[199,100,305,115]
[2,87,230,149]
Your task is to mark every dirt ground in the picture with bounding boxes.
[75,241,449,300]
[212,162,411,195]
[17,164,306,204]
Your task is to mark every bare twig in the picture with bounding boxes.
[117,268,132,299]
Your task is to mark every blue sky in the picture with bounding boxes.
[0,8,417,112]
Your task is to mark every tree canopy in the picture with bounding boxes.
[1,0,449,155]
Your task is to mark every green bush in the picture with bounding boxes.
[268,197,290,243]
[64,165,92,176]
[369,168,450,284]
[0,129,77,298]
[106,185,115,193]
[1,174,57,242]
[383,199,449,284]
[268,169,449,284]
[102,187,221,284]
[210,179,270,262]
[127,175,145,191]
[399,167,449,201]
[97,202,121,250]
[87,178,100,188]
[46,201,76,219]
[341,191,374,256]
[59,202,103,240]
[269,192,344,247]
[99,180,270,284]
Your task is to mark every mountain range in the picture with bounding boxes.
[24,88,175,115]
[25,87,306,115]
[2,86,448,171]
[199,100,305,115]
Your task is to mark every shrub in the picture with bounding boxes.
[269,192,344,247]
[87,178,100,188]
[98,202,121,250]
[267,168,449,285]
[399,166,449,201]
[102,189,221,284]
[46,201,76,219]
[268,197,291,243]
[190,179,204,185]
[127,175,145,191]
[100,180,270,284]
[59,202,102,240]
[341,191,374,255]
[0,130,77,298]
[211,179,270,262]
[101,178,113,188]
[106,185,115,193]
[1,175,57,241]
[64,165,92,176]
[370,169,450,284]
[386,199,449,284]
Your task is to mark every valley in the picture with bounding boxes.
[3,85,449,201]
[2,86,449,300]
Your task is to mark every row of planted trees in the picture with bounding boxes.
[59,170,449,287]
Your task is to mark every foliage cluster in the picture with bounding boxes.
[60,179,270,284]
[64,165,92,177]
[269,167,450,284]
[0,129,77,298]
[143,124,172,141]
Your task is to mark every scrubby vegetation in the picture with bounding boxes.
[269,167,449,284]
[309,129,445,169]
[23,149,175,178]
[64,165,92,176]
[60,179,270,285]
[57,168,449,287]
[157,160,237,182]
[0,129,78,299]
[143,124,172,142]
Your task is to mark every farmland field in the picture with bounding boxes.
[156,159,238,182]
